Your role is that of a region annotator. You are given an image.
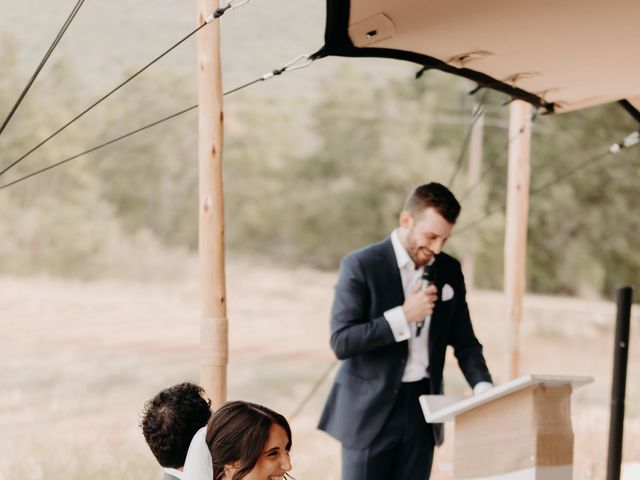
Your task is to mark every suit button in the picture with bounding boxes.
[400,358,406,364]
[392,388,399,395]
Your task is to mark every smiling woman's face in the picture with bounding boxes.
[228,423,292,480]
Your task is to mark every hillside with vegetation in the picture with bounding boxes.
[1,0,638,296]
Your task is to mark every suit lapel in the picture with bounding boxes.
[378,238,405,307]
[428,257,448,356]
[376,238,410,356]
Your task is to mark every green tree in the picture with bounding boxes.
[0,39,186,279]
[525,105,639,295]
[281,66,453,268]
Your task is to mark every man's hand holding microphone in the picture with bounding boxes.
[402,265,437,336]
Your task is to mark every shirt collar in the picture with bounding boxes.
[391,229,415,270]
[164,468,184,479]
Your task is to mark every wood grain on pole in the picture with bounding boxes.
[197,0,226,408]
[504,100,532,381]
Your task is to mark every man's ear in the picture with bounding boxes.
[399,211,413,230]
[224,462,240,475]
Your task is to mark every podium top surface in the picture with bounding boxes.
[420,374,593,422]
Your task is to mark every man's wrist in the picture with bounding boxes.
[383,306,411,342]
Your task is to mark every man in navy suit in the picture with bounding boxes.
[318,183,493,480]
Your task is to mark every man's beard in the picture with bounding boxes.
[404,230,432,268]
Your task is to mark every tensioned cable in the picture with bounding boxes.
[447,90,489,188]
[0,53,316,191]
[455,150,610,236]
[459,113,606,202]
[0,105,197,190]
[289,360,337,421]
[0,0,248,178]
[459,125,526,202]
[452,207,501,236]
[224,54,313,95]
[529,150,610,196]
[454,140,638,236]
[0,0,85,138]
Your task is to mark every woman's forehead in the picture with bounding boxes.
[264,423,289,449]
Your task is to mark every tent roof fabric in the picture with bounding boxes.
[319,0,640,119]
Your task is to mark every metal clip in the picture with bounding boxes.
[204,0,249,23]
[282,54,314,73]
[260,54,315,82]
[228,0,250,11]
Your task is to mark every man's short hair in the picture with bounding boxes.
[402,182,461,224]
[140,382,212,469]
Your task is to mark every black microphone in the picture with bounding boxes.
[416,263,435,337]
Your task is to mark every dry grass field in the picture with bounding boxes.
[1,257,638,479]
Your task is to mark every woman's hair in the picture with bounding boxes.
[206,400,292,480]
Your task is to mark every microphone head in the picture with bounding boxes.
[422,263,435,282]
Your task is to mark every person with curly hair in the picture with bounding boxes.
[183,400,293,480]
[141,382,212,480]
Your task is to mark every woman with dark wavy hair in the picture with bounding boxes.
[183,400,293,480]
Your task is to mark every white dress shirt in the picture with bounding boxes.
[383,230,494,393]
[164,468,184,479]
[384,229,432,382]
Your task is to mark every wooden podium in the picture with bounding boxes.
[420,374,592,480]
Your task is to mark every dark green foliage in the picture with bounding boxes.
[1,34,637,296]
[0,42,191,278]
[526,106,639,295]
[224,66,452,269]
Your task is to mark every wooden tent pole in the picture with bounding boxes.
[196,0,226,408]
[504,100,532,381]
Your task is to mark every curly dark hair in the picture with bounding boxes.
[140,382,212,468]
[207,401,293,480]
[403,182,461,224]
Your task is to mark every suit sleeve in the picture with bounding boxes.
[329,254,398,360]
[448,262,493,387]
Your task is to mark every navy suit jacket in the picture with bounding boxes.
[318,237,492,450]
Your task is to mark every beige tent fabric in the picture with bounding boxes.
[347,0,640,113]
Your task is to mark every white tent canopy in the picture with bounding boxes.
[317,0,640,120]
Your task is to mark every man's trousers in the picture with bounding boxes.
[341,379,436,480]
